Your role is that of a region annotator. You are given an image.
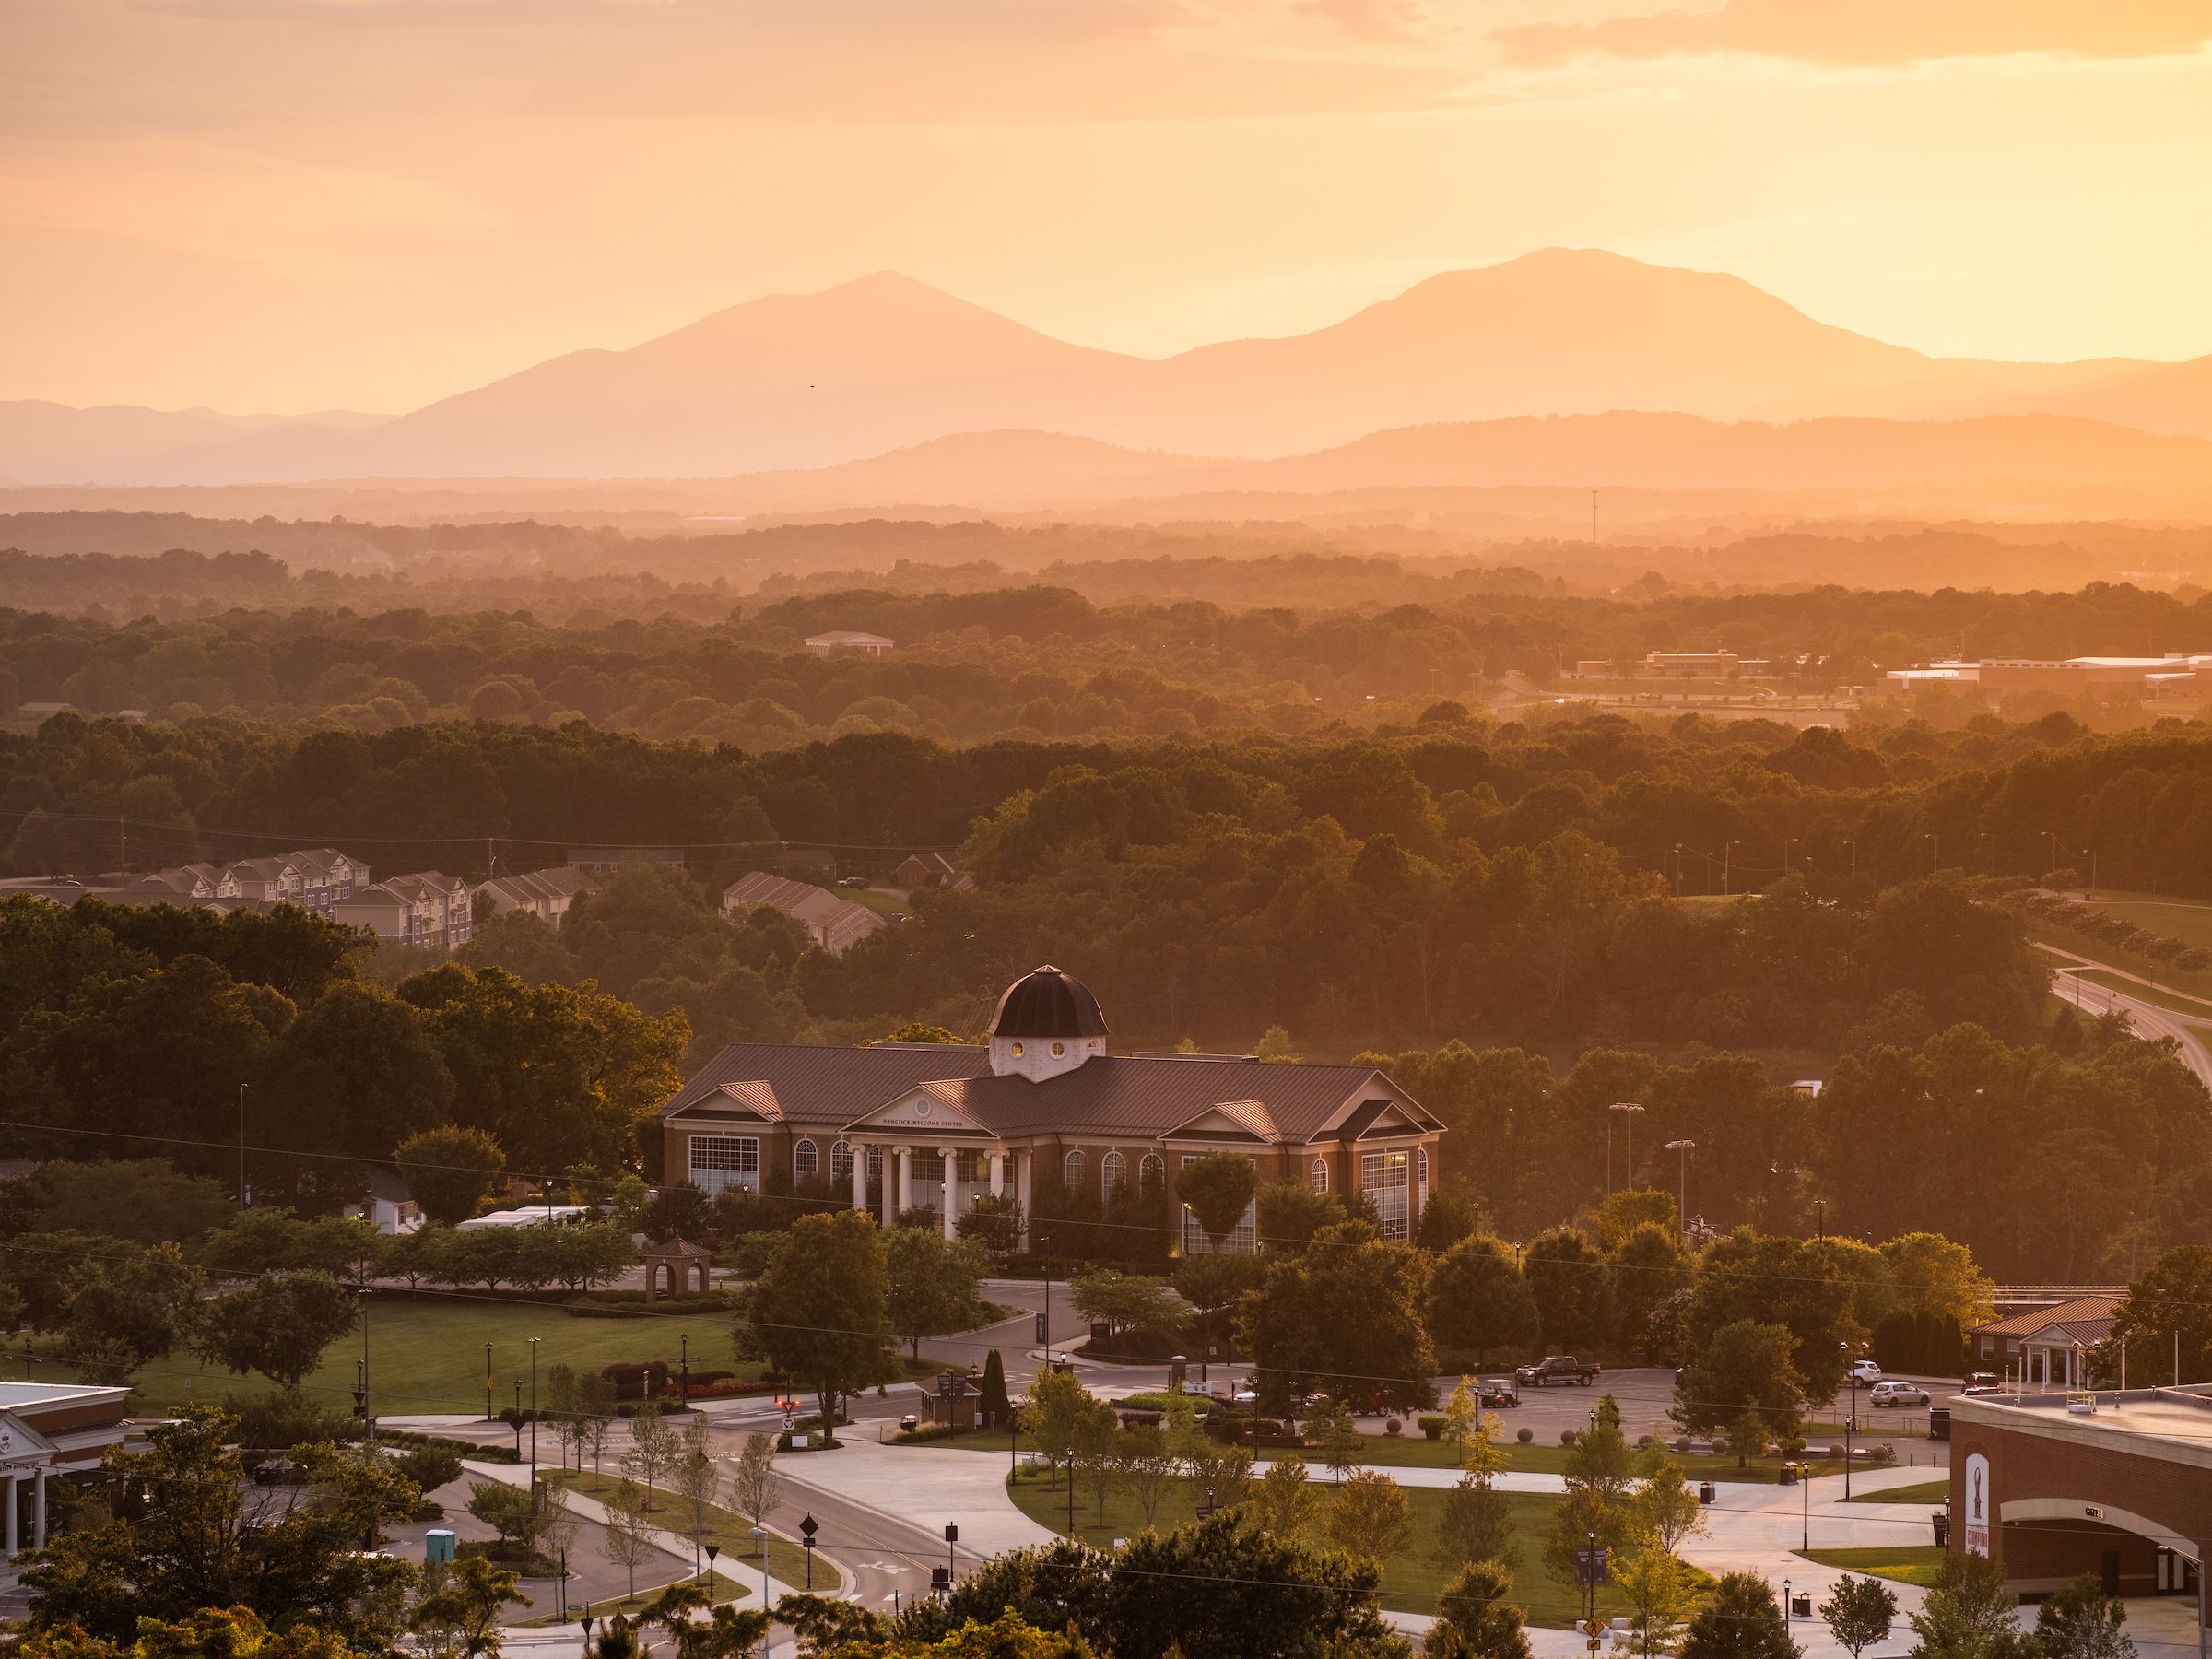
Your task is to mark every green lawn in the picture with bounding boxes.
[1006,1466,1628,1625]
[2081,893,2212,955]
[550,1470,843,1595]
[1845,1480,1948,1505]
[903,1426,1833,1485]
[123,1294,765,1418]
[2068,969,2212,1020]
[1794,1546,1948,1588]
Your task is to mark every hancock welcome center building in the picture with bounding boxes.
[657,967,1445,1249]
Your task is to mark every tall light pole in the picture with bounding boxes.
[529,1335,541,1502]
[1924,831,1939,876]
[1723,840,1739,896]
[238,1082,250,1207]
[1665,1140,1694,1239]
[1609,1102,1644,1193]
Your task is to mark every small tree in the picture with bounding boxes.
[1020,1368,1090,1489]
[465,1480,538,1556]
[2033,1576,2135,1659]
[1251,1453,1324,1540]
[410,1553,530,1659]
[1431,1560,1533,1659]
[1819,1573,1898,1659]
[1614,1544,1698,1659]
[1442,1377,1481,1461]
[1908,1552,2033,1659]
[883,1227,987,1361]
[579,1372,618,1478]
[1178,1153,1259,1251]
[1071,1397,1122,1525]
[395,1125,507,1227]
[599,1478,657,1600]
[730,1430,780,1554]
[1324,1468,1411,1565]
[1632,1454,1708,1556]
[1069,1267,1179,1338]
[1313,1400,1362,1486]
[1679,1571,1800,1659]
[1435,1473,1518,1574]
[1117,1422,1181,1528]
[622,1403,677,1510]
[1255,1180,1345,1253]
[1674,1319,1806,1449]
[673,1414,722,1572]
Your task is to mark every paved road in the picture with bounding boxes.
[2042,943,2212,1088]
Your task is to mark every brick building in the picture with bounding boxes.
[1947,1385,2208,1626]
[656,966,1443,1250]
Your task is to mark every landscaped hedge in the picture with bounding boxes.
[564,1292,730,1319]
[601,1360,672,1400]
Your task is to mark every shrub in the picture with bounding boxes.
[1418,1416,1446,1440]
[1871,1442,1899,1465]
[894,1423,962,1444]
[1712,1436,1730,1454]
[600,1360,672,1401]
[1384,1418,1403,1436]
[1559,1429,1578,1447]
[1827,1444,1847,1459]
[225,1389,359,1452]
[1516,1428,1533,1443]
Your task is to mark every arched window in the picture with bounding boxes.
[794,1138,818,1180]
[1100,1150,1126,1200]
[1138,1153,1164,1194]
[830,1140,854,1182]
[1310,1157,1328,1193]
[1063,1148,1088,1192]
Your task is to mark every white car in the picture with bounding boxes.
[1850,1359,1883,1384]
[1869,1380,1929,1407]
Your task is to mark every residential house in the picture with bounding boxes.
[658,966,1445,1250]
[893,852,966,889]
[352,1169,423,1236]
[473,865,597,929]
[722,872,886,956]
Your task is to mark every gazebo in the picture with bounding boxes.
[634,1235,715,1302]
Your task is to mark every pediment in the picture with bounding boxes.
[844,1084,992,1136]
[1162,1100,1276,1142]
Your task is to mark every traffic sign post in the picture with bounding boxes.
[800,1513,818,1589]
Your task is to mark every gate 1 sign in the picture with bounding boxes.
[1963,1453,1991,1556]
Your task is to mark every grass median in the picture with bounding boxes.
[1794,1546,1947,1587]
[547,1470,844,1596]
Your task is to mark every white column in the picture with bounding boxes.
[850,1142,869,1212]
[896,1147,912,1214]
[1015,1149,1033,1250]
[32,1470,44,1548]
[989,1151,1005,1198]
[3,1472,16,1559]
[941,1148,959,1241]
[880,1148,897,1230]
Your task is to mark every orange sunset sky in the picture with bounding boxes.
[5,0,2210,415]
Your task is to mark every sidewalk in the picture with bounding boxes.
[779,1439,1057,1558]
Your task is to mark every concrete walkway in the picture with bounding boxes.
[778,1439,1057,1559]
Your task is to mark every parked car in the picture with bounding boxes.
[1513,1356,1601,1387]
[1959,1373,2003,1396]
[1850,1359,1883,1383]
[1870,1381,1930,1407]
[1476,1378,1521,1408]
[838,876,870,888]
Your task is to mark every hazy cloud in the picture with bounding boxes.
[1496,0,2212,68]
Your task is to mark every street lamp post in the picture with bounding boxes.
[1608,1102,1644,1192]
[486,1342,494,1422]
[1664,1141,1694,1239]
[529,1336,541,1503]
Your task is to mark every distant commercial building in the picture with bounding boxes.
[0,1382,135,1559]
[1885,654,2207,698]
[1948,1383,2207,1618]
[804,630,894,657]
[568,846,686,873]
[722,871,886,955]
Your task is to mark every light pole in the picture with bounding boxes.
[1664,1140,1694,1238]
[486,1342,494,1422]
[1843,840,1856,879]
[238,1082,250,1207]
[1924,832,1938,876]
[529,1335,541,1501]
[1797,1461,1810,1550]
[1609,1102,1644,1192]
[1723,840,1739,896]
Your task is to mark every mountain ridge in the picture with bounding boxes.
[10,250,2212,486]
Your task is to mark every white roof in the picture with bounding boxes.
[456,1206,593,1230]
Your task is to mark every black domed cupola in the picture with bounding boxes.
[988,966,1108,1079]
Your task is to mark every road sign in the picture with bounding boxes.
[799,1514,818,1541]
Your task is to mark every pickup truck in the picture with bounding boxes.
[1514,1356,1601,1387]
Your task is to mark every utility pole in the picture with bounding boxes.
[238,1083,249,1207]
[1591,488,1598,545]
